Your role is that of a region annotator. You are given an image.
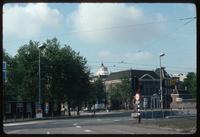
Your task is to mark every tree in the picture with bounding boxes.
[119,78,132,109]
[93,78,105,105]
[4,38,92,117]
[3,49,26,102]
[42,38,91,116]
[183,72,197,98]
[107,77,132,110]
[15,41,40,102]
[108,84,122,110]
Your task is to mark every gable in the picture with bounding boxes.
[140,74,155,80]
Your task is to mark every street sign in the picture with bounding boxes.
[135,93,140,101]
[131,112,138,118]
[36,108,43,119]
[176,97,182,102]
[3,61,6,70]
[3,61,6,81]
[3,70,6,81]
[135,100,140,104]
[45,102,49,114]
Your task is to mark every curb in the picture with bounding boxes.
[3,111,128,124]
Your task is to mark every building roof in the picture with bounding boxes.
[106,69,160,81]
[155,68,171,78]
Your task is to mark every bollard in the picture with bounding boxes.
[137,103,141,123]
[138,112,141,123]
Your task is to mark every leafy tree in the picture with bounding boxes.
[183,72,197,98]
[108,84,122,110]
[4,38,92,117]
[93,78,105,104]
[42,38,91,116]
[119,78,132,109]
[3,50,15,101]
[107,77,132,110]
[3,49,26,102]
[15,41,40,102]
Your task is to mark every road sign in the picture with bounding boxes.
[36,108,43,119]
[3,70,6,81]
[3,61,6,81]
[176,97,182,102]
[135,93,140,101]
[135,100,140,104]
[45,102,49,114]
[131,112,138,118]
[3,61,6,70]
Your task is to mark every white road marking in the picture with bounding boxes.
[46,131,50,134]
[6,129,24,134]
[76,126,81,128]
[97,119,102,121]
[114,119,120,122]
[73,123,78,126]
[84,129,92,132]
[4,121,41,127]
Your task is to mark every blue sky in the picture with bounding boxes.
[3,3,196,76]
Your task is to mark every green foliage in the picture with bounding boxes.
[3,38,91,116]
[183,72,197,98]
[107,77,132,109]
[3,49,25,101]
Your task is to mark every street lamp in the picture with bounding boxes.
[159,53,165,110]
[37,44,46,118]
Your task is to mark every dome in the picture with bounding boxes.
[96,63,109,76]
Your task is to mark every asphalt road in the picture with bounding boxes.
[3,115,194,134]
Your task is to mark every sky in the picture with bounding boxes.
[3,3,196,76]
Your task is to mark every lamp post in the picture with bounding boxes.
[37,44,46,118]
[159,53,165,110]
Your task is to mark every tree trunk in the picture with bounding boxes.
[51,102,54,117]
[68,101,71,116]
[93,104,95,116]
[57,102,61,116]
[77,104,80,116]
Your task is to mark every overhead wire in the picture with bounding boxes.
[139,17,196,51]
[3,16,196,45]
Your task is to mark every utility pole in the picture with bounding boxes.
[36,44,46,119]
[160,53,165,118]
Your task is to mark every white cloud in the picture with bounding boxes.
[124,51,153,61]
[68,3,167,45]
[3,3,63,38]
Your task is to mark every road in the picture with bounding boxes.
[3,115,195,134]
